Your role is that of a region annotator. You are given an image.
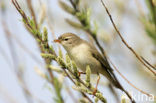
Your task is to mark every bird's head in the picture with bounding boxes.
[54,33,82,50]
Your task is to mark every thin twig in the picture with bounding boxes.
[61,64,107,103]
[86,30,107,58]
[63,69,93,103]
[12,1,64,102]
[108,58,156,98]
[52,56,105,102]
[67,0,119,101]
[132,0,156,71]
[12,0,54,81]
[69,0,78,11]
[101,0,156,76]
[141,56,156,70]
[26,0,38,29]
[12,0,32,30]
[64,64,96,92]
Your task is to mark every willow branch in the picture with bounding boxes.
[12,0,32,29]
[141,56,156,70]
[63,69,93,103]
[11,0,64,102]
[101,0,156,76]
[60,0,119,101]
[58,59,106,103]
[26,0,38,29]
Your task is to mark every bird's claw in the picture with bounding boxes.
[78,72,86,77]
[92,88,97,97]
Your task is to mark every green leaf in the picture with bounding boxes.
[43,27,48,42]
[86,65,91,87]
[72,61,79,77]
[59,1,75,14]
[59,47,63,58]
[41,53,56,59]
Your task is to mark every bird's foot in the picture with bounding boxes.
[92,74,100,97]
[92,88,97,97]
[78,72,86,77]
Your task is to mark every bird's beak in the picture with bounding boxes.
[53,39,61,43]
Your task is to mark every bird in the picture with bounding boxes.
[54,33,135,103]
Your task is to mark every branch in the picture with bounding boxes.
[100,0,156,76]
[108,58,156,99]
[12,0,94,102]
[26,0,38,29]
[11,0,64,102]
[59,0,121,102]
[141,56,156,70]
[42,53,107,103]
[63,69,93,103]
[12,0,32,29]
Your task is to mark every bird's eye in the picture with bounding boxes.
[64,38,69,41]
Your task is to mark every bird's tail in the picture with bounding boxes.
[102,69,136,103]
[112,74,135,103]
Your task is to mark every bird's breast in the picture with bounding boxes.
[70,43,90,61]
[69,43,101,73]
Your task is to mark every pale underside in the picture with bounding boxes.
[63,39,116,84]
[68,43,104,74]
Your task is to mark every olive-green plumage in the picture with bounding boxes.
[55,33,135,103]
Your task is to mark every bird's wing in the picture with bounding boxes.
[84,41,125,88]
[86,41,113,71]
[91,51,113,71]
